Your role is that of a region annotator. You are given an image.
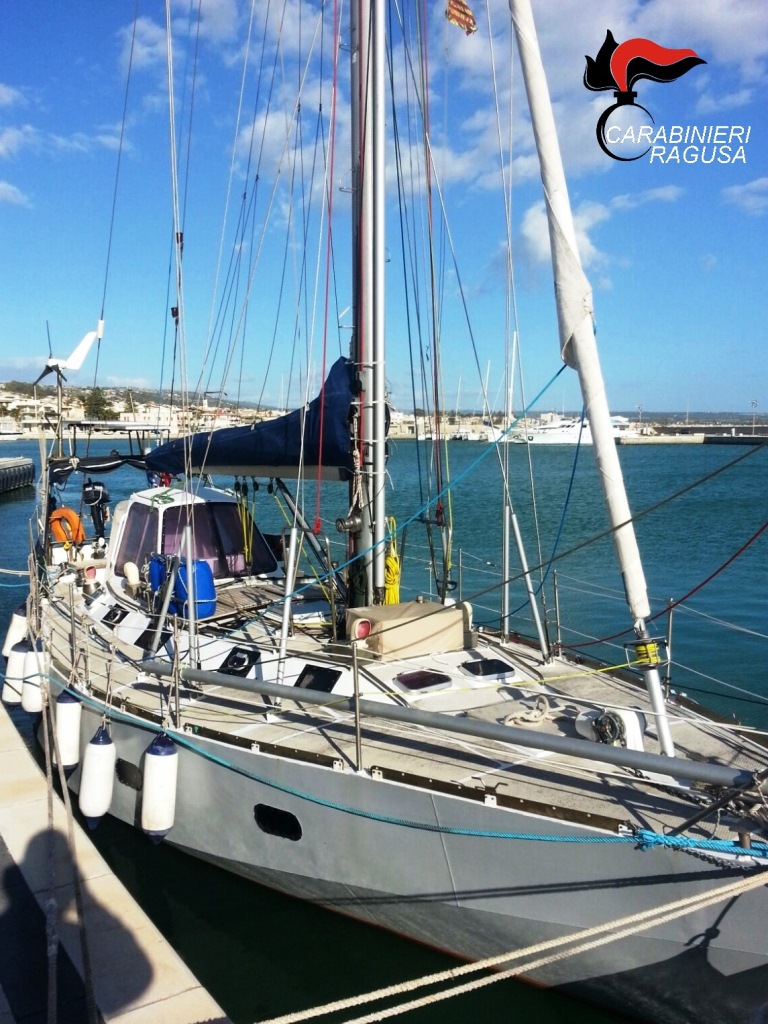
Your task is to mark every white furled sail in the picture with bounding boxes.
[509,0,674,755]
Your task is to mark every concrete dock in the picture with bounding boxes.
[0,699,230,1024]
[0,458,34,495]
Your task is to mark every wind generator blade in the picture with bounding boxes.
[32,365,56,387]
[61,329,99,371]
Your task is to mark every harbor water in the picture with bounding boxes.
[1,435,766,1024]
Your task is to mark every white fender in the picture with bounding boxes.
[79,725,116,827]
[54,691,82,774]
[2,603,27,658]
[3,639,30,705]
[141,733,178,841]
[21,643,47,713]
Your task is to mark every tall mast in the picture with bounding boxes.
[348,0,387,605]
[509,0,674,755]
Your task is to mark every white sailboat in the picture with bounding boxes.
[5,4,768,1024]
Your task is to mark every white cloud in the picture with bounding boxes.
[611,186,683,210]
[48,127,124,155]
[0,181,29,206]
[0,125,38,159]
[0,355,44,375]
[722,177,768,216]
[0,84,26,108]
[193,0,241,45]
[521,198,610,270]
[520,183,686,275]
[632,0,768,83]
[695,87,754,114]
[121,15,167,72]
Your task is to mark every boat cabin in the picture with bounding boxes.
[109,484,281,590]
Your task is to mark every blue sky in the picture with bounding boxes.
[0,0,766,416]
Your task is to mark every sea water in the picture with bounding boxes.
[1,436,766,1023]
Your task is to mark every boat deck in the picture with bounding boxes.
[42,573,768,851]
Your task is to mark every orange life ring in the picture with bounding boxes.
[50,507,86,545]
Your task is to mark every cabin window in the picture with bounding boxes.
[213,503,277,576]
[254,804,302,841]
[162,505,220,572]
[114,503,159,576]
[160,503,278,579]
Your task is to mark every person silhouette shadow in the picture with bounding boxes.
[0,825,153,1023]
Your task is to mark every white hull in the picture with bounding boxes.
[49,681,768,1024]
[21,530,767,1024]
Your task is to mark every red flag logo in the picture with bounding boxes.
[584,30,706,161]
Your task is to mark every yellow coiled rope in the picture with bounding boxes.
[384,517,401,604]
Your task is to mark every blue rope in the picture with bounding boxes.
[635,829,768,859]
[15,679,768,861]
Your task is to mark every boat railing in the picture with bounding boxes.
[550,569,768,730]
[138,657,759,791]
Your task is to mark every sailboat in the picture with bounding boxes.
[4,3,768,1023]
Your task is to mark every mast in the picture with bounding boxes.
[509,0,675,755]
[348,0,387,605]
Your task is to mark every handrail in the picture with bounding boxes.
[140,658,762,790]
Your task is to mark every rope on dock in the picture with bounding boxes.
[258,869,768,1024]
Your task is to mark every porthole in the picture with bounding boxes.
[115,758,143,791]
[254,803,302,841]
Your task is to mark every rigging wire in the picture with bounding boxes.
[314,0,341,534]
[73,0,140,467]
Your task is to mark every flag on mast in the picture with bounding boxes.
[446,0,477,35]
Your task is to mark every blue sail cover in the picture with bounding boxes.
[145,357,356,481]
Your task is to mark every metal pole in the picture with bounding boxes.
[510,509,549,659]
[352,642,363,772]
[142,659,761,790]
[183,525,198,667]
[277,527,299,689]
[663,600,674,698]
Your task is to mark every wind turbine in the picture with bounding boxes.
[33,320,103,386]
[34,320,104,456]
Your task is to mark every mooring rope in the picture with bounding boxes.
[257,869,768,1024]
